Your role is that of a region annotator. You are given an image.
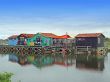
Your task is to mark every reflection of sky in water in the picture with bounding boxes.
[0,53,110,82]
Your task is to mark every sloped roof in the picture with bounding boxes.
[58,35,71,39]
[75,33,105,38]
[41,33,58,38]
[8,35,18,39]
[41,33,71,39]
[20,34,35,38]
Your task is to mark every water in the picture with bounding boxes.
[0,53,110,82]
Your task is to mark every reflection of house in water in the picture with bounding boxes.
[9,53,75,68]
[9,54,30,66]
[30,55,55,68]
[9,54,54,67]
[18,56,30,65]
[9,54,19,62]
[54,55,75,67]
[76,55,104,71]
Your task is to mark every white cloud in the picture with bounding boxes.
[0,16,110,39]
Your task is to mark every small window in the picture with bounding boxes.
[78,38,85,41]
[98,38,101,44]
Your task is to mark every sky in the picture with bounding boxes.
[0,0,110,39]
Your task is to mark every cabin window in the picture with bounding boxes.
[25,39,27,41]
[78,38,85,41]
[53,39,56,44]
[36,36,41,42]
[45,40,48,43]
[98,38,101,44]
[28,39,31,41]
[20,37,24,41]
[14,38,16,40]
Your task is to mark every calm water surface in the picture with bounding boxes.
[0,53,110,82]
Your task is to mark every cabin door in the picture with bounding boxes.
[36,36,41,46]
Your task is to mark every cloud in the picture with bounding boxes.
[0,16,110,39]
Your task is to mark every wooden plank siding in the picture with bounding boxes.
[75,33,105,48]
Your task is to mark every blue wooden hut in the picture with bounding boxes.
[8,35,18,46]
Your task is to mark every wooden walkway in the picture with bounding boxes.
[0,45,74,55]
[0,45,108,56]
[75,46,108,55]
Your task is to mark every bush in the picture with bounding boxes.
[0,72,13,82]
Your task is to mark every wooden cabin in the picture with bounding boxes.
[17,34,34,45]
[53,34,73,48]
[27,33,72,47]
[27,33,58,46]
[75,33,105,48]
[8,35,18,46]
[75,33,106,55]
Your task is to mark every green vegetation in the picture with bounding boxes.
[0,72,13,82]
[105,38,110,49]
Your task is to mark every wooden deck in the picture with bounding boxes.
[0,45,108,56]
[0,45,74,55]
[75,46,108,55]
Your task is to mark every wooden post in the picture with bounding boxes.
[87,46,89,51]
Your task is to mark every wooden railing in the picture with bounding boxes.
[76,46,92,51]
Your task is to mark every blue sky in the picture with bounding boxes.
[0,0,110,39]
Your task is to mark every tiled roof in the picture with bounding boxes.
[41,33,71,39]
[8,35,18,39]
[41,33,58,38]
[20,34,34,38]
[75,33,104,38]
[58,35,71,39]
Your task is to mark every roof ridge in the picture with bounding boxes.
[76,33,104,38]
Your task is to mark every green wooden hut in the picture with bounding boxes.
[27,33,58,46]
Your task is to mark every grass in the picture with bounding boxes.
[0,72,13,82]
[105,38,110,49]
